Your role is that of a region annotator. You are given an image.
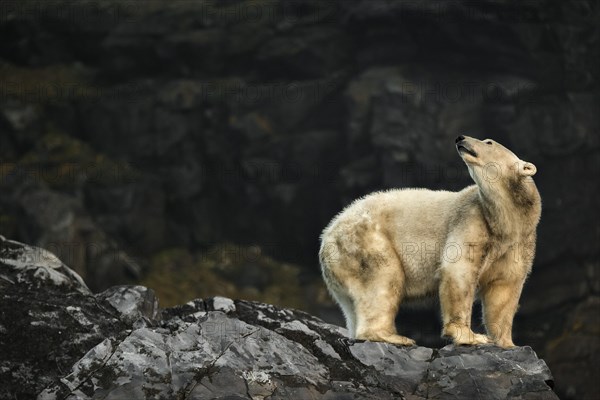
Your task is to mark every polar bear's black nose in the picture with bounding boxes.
[455,135,465,143]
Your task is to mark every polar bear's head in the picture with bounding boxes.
[455,135,537,193]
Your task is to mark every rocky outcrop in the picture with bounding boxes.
[0,235,155,399]
[1,237,558,399]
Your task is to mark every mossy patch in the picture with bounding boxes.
[17,130,138,190]
[142,243,320,311]
[0,62,92,104]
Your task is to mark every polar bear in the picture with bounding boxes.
[319,136,541,348]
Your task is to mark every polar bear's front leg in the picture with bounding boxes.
[439,264,491,345]
[481,279,524,348]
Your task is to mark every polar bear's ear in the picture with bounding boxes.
[519,161,537,176]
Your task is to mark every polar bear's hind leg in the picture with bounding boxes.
[352,249,416,346]
[334,292,356,337]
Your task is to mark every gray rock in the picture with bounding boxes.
[350,342,433,378]
[0,235,90,294]
[0,237,127,399]
[418,345,556,400]
[96,285,160,324]
[1,237,559,399]
[40,312,328,399]
[41,296,559,400]
[212,295,236,313]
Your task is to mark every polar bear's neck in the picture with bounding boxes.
[476,179,541,238]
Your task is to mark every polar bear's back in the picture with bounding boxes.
[320,186,478,298]
[323,187,472,238]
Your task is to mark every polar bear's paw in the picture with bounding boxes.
[443,324,492,346]
[357,332,416,346]
[453,332,493,346]
[383,334,417,346]
[494,338,516,348]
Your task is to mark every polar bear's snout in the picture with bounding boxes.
[456,136,478,158]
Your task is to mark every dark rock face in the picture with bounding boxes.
[0,174,141,290]
[0,1,598,398]
[2,237,558,399]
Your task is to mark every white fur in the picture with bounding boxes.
[319,136,541,347]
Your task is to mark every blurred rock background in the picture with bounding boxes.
[0,1,598,398]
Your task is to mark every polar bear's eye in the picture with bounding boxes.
[486,141,493,145]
